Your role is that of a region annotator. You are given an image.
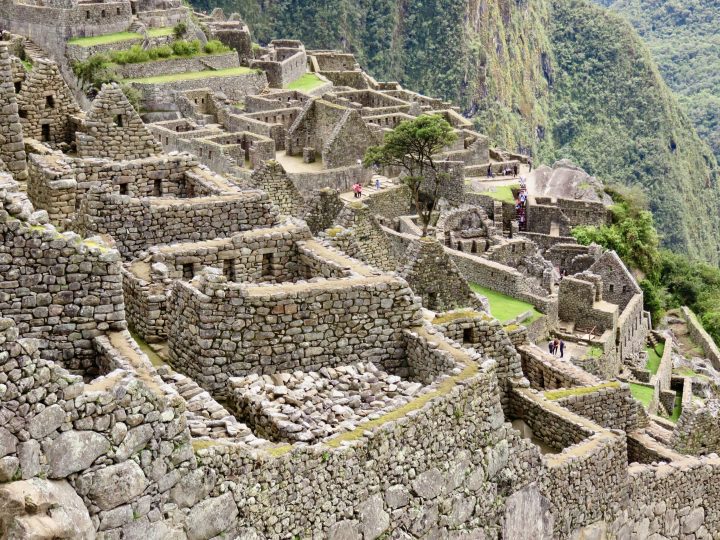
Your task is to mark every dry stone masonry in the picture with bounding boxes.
[0,3,719,538]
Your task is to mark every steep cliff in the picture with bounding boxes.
[191,0,720,264]
[595,0,720,163]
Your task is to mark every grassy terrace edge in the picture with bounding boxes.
[126,66,258,84]
[69,27,174,47]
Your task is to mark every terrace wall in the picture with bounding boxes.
[166,269,423,395]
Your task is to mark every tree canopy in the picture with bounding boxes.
[363,115,457,236]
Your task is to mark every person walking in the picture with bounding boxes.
[352,183,362,198]
[375,177,381,190]
[559,340,565,358]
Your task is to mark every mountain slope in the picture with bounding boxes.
[191,0,720,264]
[540,0,720,263]
[594,0,720,162]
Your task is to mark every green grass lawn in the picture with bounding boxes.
[69,28,173,47]
[147,27,174,38]
[286,73,326,92]
[69,31,143,47]
[470,283,543,324]
[645,342,665,374]
[126,66,256,84]
[475,184,519,204]
[629,382,654,408]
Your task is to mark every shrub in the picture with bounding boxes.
[171,39,200,56]
[110,45,150,65]
[203,39,230,54]
[173,21,188,39]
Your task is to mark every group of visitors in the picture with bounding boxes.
[352,183,363,198]
[514,176,528,231]
[548,338,565,358]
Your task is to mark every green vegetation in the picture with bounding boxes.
[286,73,326,92]
[364,115,457,236]
[475,184,518,204]
[644,342,665,374]
[596,0,720,163]
[147,27,175,38]
[172,21,188,39]
[71,39,233,92]
[570,183,720,348]
[544,0,720,263]
[432,309,484,325]
[544,381,620,401]
[469,284,542,324]
[126,66,256,84]
[587,346,603,359]
[629,382,654,407]
[69,31,143,47]
[129,330,166,367]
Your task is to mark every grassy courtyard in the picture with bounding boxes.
[286,73,326,92]
[69,31,143,47]
[126,66,256,84]
[629,382,654,407]
[644,342,665,374]
[470,284,543,324]
[474,184,519,204]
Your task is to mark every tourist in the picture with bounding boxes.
[559,340,565,358]
[548,340,555,355]
[528,157,533,172]
[352,183,362,198]
[513,164,518,177]
[375,177,381,190]
[487,164,493,178]
[553,338,560,356]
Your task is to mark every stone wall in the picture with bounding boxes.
[0,175,125,371]
[518,343,600,390]
[558,274,617,333]
[671,401,720,455]
[302,186,344,234]
[193,354,546,539]
[616,293,646,368]
[328,201,397,272]
[681,306,720,370]
[397,237,483,312]
[250,48,306,88]
[249,159,305,217]
[509,387,628,536]
[166,268,423,395]
[0,42,27,181]
[130,69,267,108]
[431,310,523,409]
[77,83,162,161]
[0,320,199,538]
[16,58,81,145]
[115,51,239,80]
[613,456,720,537]
[547,383,638,432]
[289,163,372,193]
[362,183,414,220]
[28,151,231,228]
[76,186,279,259]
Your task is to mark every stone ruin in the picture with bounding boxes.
[0,3,718,539]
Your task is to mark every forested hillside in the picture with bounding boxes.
[190,0,720,264]
[594,0,720,163]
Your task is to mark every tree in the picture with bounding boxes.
[363,115,457,236]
